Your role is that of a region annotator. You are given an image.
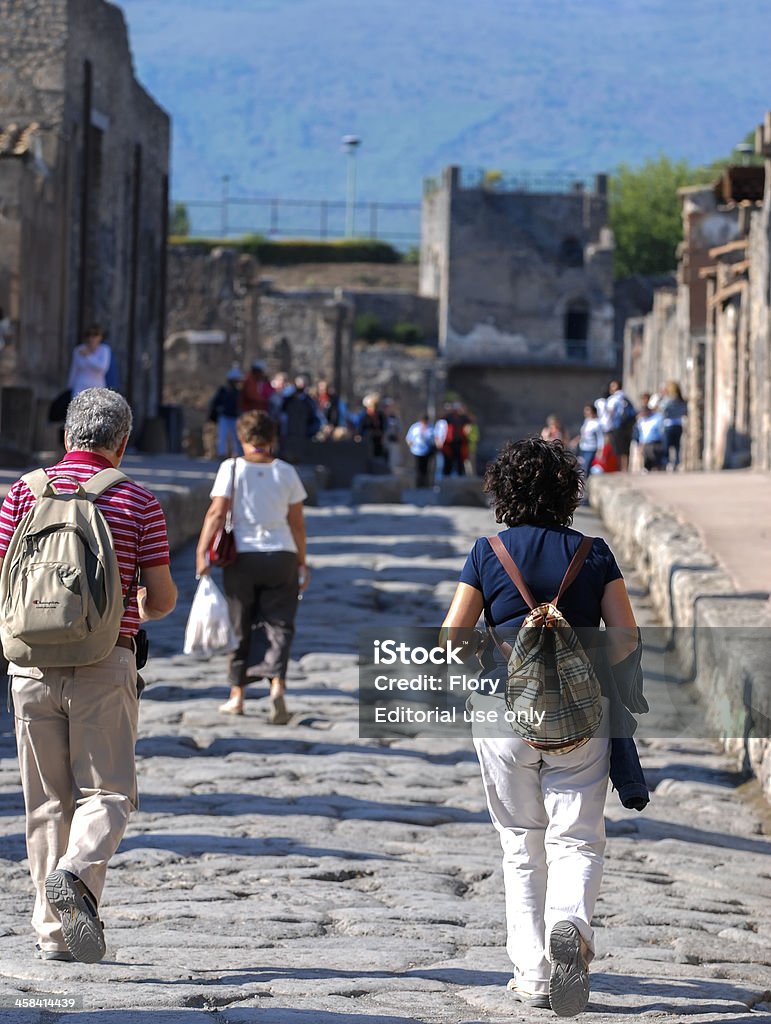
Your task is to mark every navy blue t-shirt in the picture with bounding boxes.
[459,524,623,629]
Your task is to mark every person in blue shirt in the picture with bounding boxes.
[442,437,640,1016]
[405,414,435,487]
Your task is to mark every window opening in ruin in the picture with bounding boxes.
[560,236,584,268]
[565,299,589,360]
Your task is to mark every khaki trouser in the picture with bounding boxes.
[10,646,139,951]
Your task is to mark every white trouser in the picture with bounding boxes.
[472,696,610,995]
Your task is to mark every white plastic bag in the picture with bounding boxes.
[183,576,236,659]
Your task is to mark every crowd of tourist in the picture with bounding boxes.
[542,378,688,476]
[207,364,485,483]
[208,364,401,463]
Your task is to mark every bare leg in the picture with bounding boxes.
[219,684,244,715]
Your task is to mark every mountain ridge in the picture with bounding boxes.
[119,0,771,236]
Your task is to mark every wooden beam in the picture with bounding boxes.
[709,278,747,306]
[699,265,717,279]
[727,258,750,275]
[708,238,748,258]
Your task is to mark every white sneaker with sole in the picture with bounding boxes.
[549,920,590,1017]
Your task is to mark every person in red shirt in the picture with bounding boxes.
[240,360,274,414]
[0,388,177,964]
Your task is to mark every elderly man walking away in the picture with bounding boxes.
[0,389,177,963]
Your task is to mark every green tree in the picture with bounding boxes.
[609,132,763,278]
[608,156,699,278]
[169,202,191,237]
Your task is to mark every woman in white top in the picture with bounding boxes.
[195,411,309,722]
[68,324,112,395]
[570,403,603,475]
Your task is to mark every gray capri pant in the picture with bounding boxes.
[222,550,299,685]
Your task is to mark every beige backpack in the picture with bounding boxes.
[0,467,128,667]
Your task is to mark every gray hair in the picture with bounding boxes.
[64,388,133,452]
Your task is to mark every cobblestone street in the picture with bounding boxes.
[0,497,769,1023]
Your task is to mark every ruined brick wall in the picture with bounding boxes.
[0,0,68,127]
[348,291,437,341]
[0,0,70,430]
[64,0,169,427]
[749,202,771,470]
[421,166,615,367]
[164,246,442,450]
[447,364,613,466]
[622,287,680,404]
[0,0,169,447]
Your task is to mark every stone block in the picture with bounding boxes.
[434,476,487,507]
[350,474,404,504]
[589,474,771,803]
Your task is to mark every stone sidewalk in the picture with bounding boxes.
[0,485,769,1023]
[589,470,771,597]
[589,471,771,802]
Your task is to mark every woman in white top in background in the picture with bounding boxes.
[571,403,603,475]
[68,324,112,395]
[195,410,309,723]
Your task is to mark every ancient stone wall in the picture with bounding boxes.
[348,291,437,341]
[64,0,169,428]
[0,0,169,450]
[748,201,771,470]
[165,247,439,446]
[0,0,68,127]
[421,166,615,367]
[622,286,680,404]
[447,364,613,466]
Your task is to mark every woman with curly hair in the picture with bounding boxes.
[442,437,638,1016]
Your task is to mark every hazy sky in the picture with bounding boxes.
[119,0,771,207]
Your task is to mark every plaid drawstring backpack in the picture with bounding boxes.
[487,535,603,753]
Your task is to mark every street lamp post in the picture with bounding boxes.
[342,135,361,238]
[221,174,230,237]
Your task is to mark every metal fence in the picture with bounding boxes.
[175,196,422,248]
[421,168,600,195]
[458,167,599,193]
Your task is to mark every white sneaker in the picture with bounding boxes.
[507,978,550,1009]
[549,920,590,1017]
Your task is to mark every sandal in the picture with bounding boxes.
[218,696,244,715]
[270,693,291,725]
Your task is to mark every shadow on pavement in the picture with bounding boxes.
[628,817,771,854]
[304,512,458,539]
[135,734,477,766]
[590,970,762,1015]
[307,540,458,559]
[135,791,488,825]
[115,834,394,861]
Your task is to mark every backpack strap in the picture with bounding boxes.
[553,536,594,606]
[487,535,537,609]
[21,468,57,499]
[83,468,128,500]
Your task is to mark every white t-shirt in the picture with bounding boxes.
[68,342,111,395]
[210,457,307,553]
[579,417,602,450]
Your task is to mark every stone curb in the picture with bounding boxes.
[589,476,771,801]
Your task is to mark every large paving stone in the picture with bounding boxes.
[434,475,488,507]
[350,474,404,504]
